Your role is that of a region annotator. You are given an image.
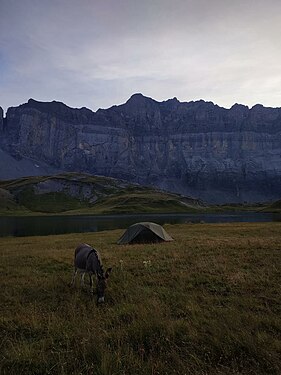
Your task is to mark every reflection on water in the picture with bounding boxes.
[0,212,280,237]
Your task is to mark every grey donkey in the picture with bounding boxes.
[70,243,112,303]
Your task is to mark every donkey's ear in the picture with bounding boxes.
[105,267,112,279]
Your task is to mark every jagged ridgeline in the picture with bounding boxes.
[0,94,281,203]
[0,173,205,214]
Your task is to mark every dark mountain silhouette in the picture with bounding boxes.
[1,94,281,203]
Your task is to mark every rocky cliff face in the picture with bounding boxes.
[1,94,281,203]
[0,106,3,133]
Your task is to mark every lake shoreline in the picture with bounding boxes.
[1,211,280,238]
[1,205,279,217]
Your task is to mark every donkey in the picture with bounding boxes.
[70,243,112,303]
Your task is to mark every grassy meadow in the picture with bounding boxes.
[0,222,280,374]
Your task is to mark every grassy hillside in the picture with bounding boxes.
[0,222,280,374]
[0,188,18,211]
[261,199,281,213]
[0,173,205,215]
[271,199,281,208]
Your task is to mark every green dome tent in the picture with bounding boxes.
[117,222,174,244]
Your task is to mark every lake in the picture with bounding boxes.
[0,212,280,237]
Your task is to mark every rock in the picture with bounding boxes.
[0,146,61,180]
[1,96,281,203]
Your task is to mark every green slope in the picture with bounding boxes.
[0,173,205,215]
[260,199,281,213]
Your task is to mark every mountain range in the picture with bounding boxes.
[1,94,281,203]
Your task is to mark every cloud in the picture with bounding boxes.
[0,0,281,112]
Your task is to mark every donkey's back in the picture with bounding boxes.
[75,243,91,257]
[74,243,101,272]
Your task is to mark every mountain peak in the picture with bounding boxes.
[122,93,158,114]
[231,103,249,111]
[126,93,155,104]
[26,98,70,112]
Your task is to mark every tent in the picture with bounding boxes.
[117,222,173,244]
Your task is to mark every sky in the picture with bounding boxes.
[0,0,281,113]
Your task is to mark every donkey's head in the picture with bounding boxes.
[96,268,112,304]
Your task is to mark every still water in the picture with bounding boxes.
[0,212,280,237]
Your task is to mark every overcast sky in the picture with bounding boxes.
[0,0,281,113]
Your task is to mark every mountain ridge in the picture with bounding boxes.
[4,94,280,118]
[1,94,281,204]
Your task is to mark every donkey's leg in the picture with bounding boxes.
[70,268,78,287]
[89,273,94,294]
[81,272,86,287]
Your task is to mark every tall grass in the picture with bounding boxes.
[0,223,280,374]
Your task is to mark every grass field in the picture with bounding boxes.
[0,223,280,374]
